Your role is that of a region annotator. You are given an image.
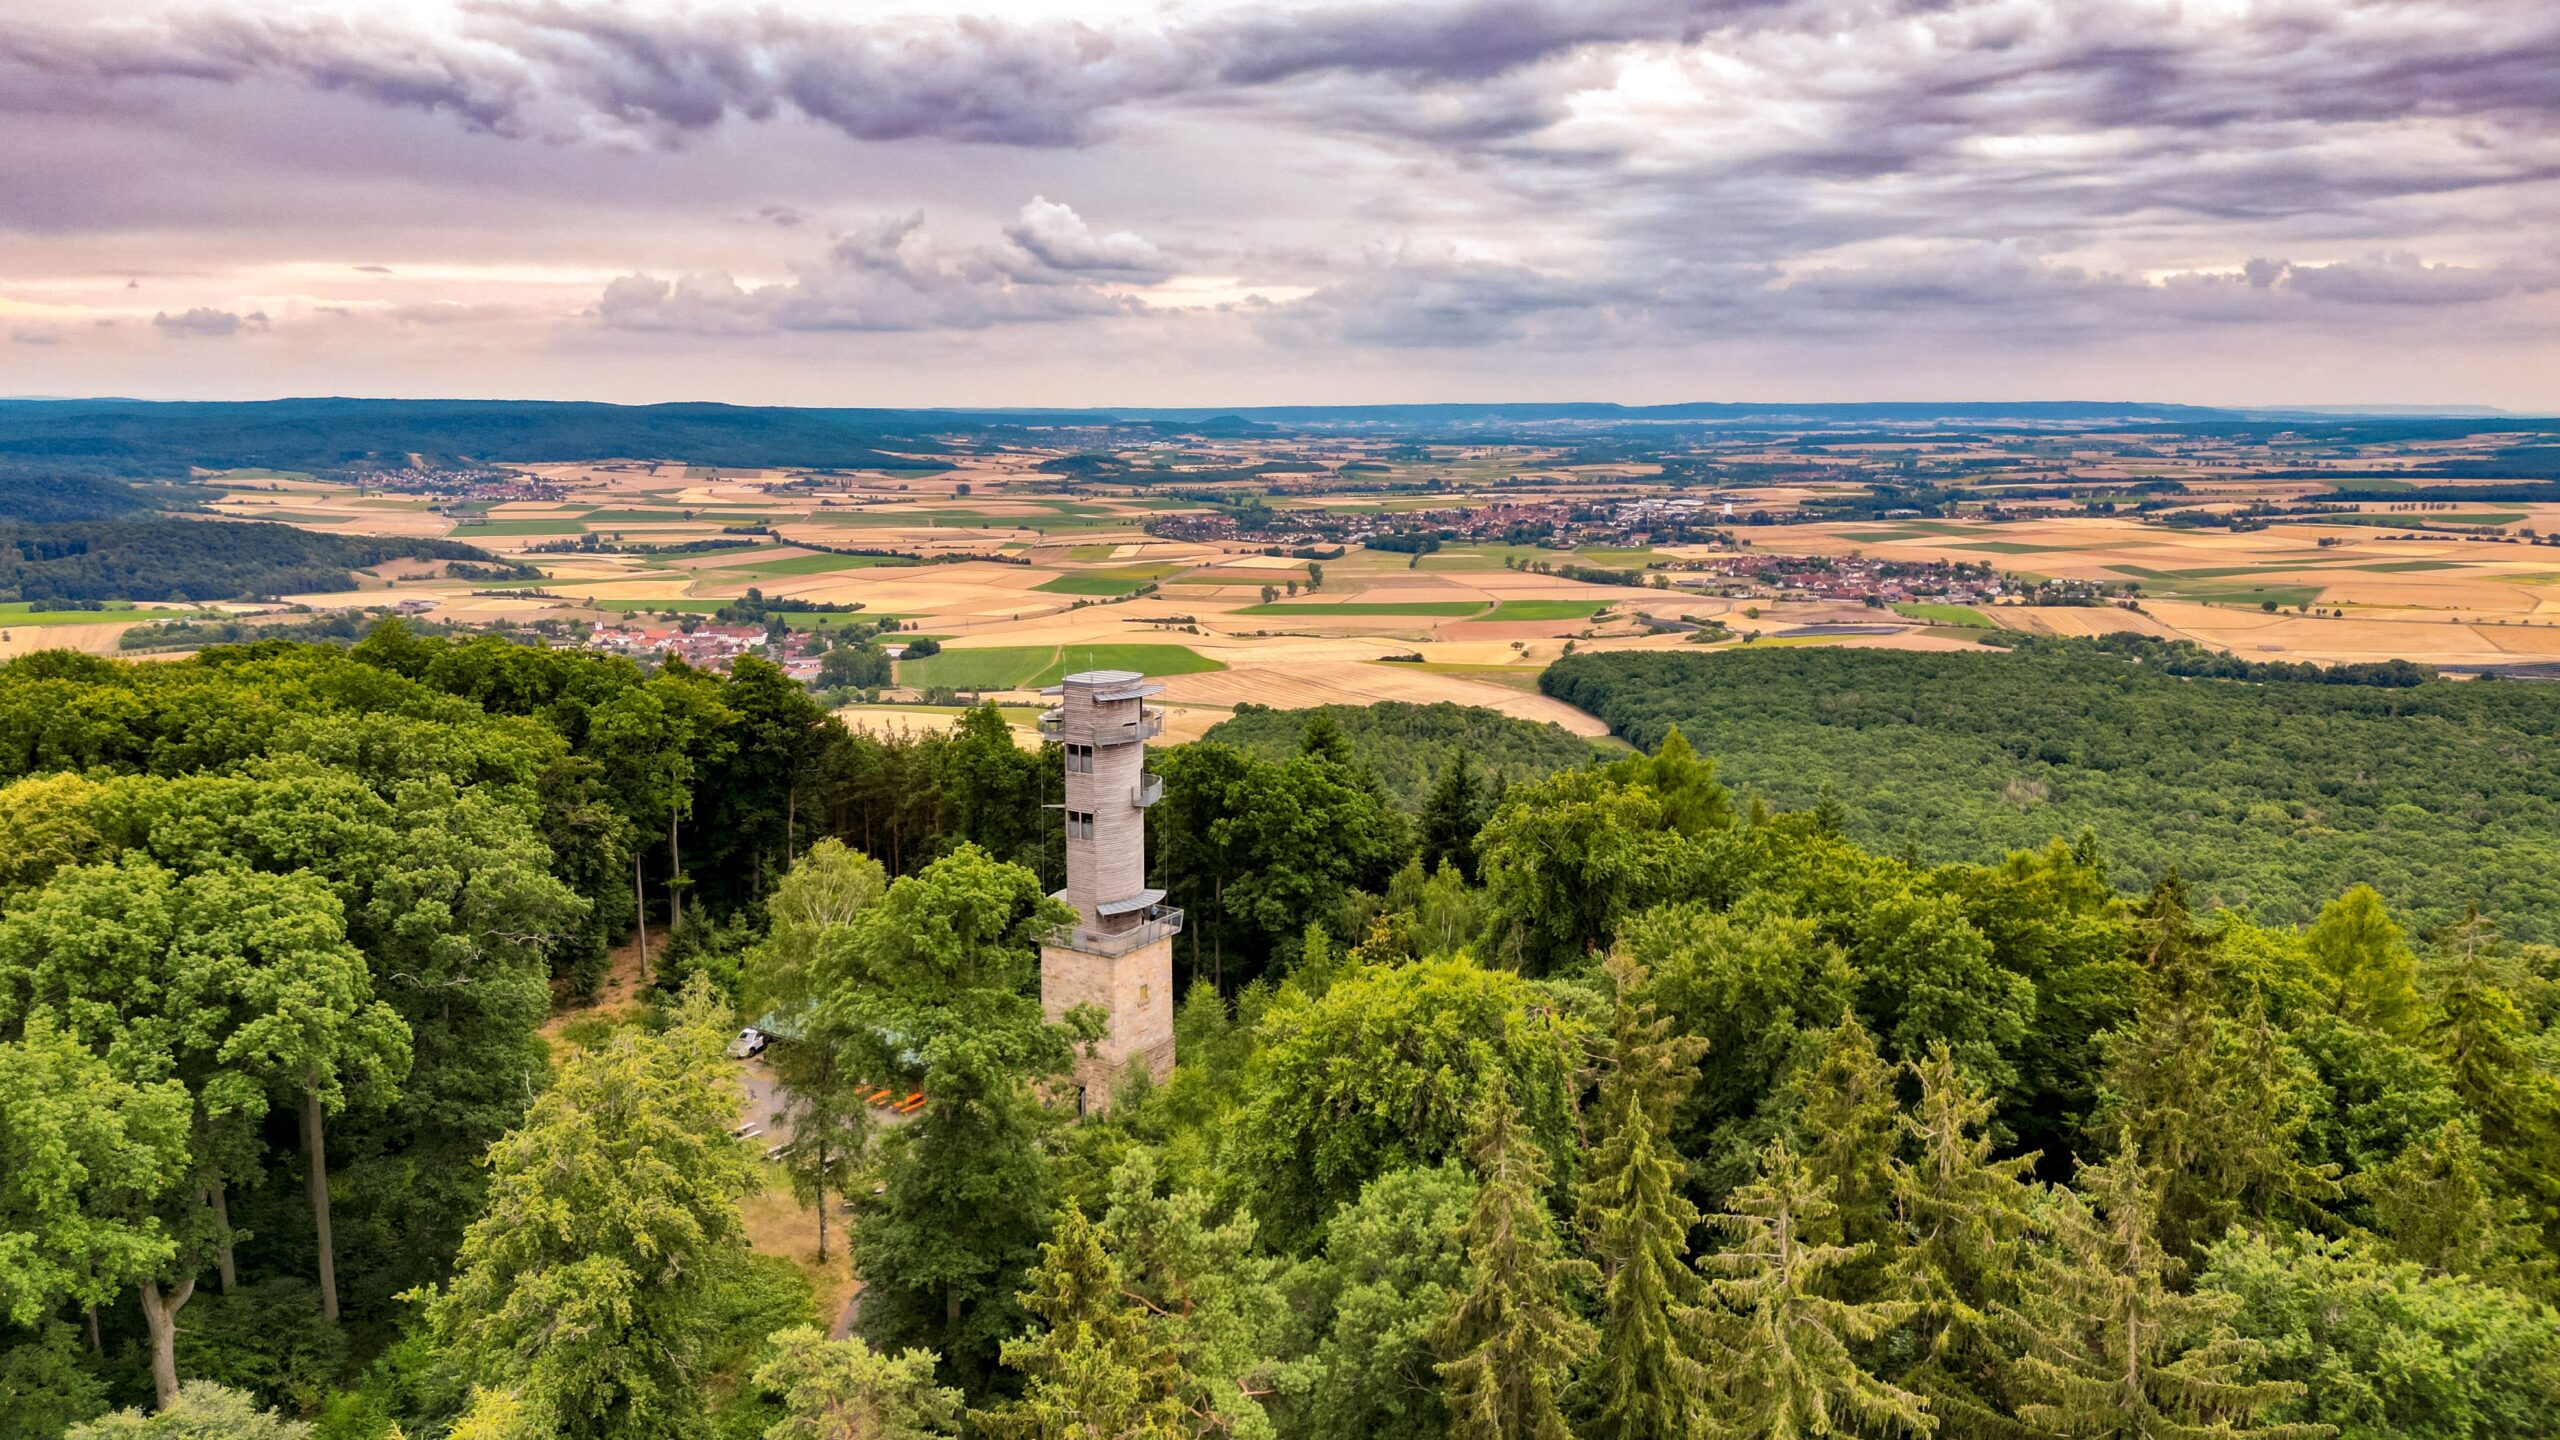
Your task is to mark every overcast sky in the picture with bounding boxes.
[1,0,2554,409]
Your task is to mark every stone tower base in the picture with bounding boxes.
[1040,932,1175,1115]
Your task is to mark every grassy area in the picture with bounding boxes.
[2354,560,2470,572]
[2177,585,2328,608]
[1891,602,1996,627]
[899,643,1224,690]
[0,602,208,626]
[458,519,589,537]
[1484,599,1616,622]
[2307,512,2528,529]
[1951,540,2073,555]
[1238,601,1489,617]
[1034,564,1184,596]
[714,551,914,578]
[1570,547,1660,566]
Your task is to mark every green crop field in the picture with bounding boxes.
[1890,602,1996,627]
[898,643,1224,691]
[1484,599,1615,621]
[1238,601,1489,617]
[2307,512,2527,529]
[1034,564,1183,596]
[713,551,913,578]
[1951,540,2072,554]
[0,602,207,626]
[459,519,589,537]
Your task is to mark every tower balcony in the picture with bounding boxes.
[1036,705,1162,744]
[1046,901,1185,957]
[1132,773,1163,808]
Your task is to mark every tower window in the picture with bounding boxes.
[1067,810,1094,840]
[1066,743,1093,773]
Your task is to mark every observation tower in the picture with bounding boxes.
[1037,670,1181,1112]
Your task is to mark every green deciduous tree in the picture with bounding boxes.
[201,868,409,1324]
[1434,1071,1597,1440]
[2304,887,2421,1039]
[1276,1162,1477,1440]
[824,845,1079,1382]
[2200,1229,2560,1440]
[0,1014,191,1328]
[750,840,891,1263]
[68,1381,311,1439]
[1225,955,1589,1248]
[421,977,758,1440]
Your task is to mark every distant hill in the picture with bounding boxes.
[0,472,178,523]
[1201,700,1604,809]
[0,398,963,481]
[0,518,516,603]
[14,399,2560,487]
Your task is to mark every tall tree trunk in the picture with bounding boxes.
[786,786,797,859]
[668,814,683,930]
[83,1304,100,1355]
[634,847,650,984]
[209,1183,236,1293]
[815,1140,830,1263]
[303,1084,339,1324]
[138,1273,196,1408]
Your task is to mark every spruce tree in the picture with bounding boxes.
[1886,1045,2040,1435]
[1791,1010,1901,1301]
[2420,909,2560,1244]
[1436,1067,1599,1440]
[1999,1147,2320,1440]
[1578,955,1713,1440]
[973,1203,1190,1440]
[1700,1139,1931,1440]
[1420,748,1485,882]
[2095,879,2329,1261]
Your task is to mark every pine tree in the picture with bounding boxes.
[1886,1045,2040,1435]
[973,1203,1191,1440]
[1998,1147,2320,1440]
[1700,1139,1931,1440]
[1791,1010,1901,1302]
[1436,1068,1599,1440]
[1578,955,1713,1440]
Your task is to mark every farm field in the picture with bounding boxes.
[101,425,2560,726]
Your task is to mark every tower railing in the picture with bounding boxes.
[1048,904,1185,957]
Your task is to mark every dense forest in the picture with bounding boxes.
[1200,701,1604,810]
[2,625,2555,1439]
[0,520,521,603]
[1542,643,2560,942]
[0,400,964,479]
